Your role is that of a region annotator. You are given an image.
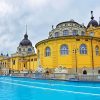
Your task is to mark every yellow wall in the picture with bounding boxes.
[36,36,100,70]
[25,55,38,71]
[87,27,100,37]
[0,57,10,69]
[10,54,37,71]
[87,26,100,67]
[0,26,100,74]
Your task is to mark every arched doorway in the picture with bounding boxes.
[83,70,87,75]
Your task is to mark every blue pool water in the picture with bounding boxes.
[0,77,100,100]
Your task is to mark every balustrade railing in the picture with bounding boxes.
[0,70,100,82]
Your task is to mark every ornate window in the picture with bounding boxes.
[28,48,32,52]
[3,62,4,67]
[89,32,94,36]
[45,47,51,57]
[31,59,33,61]
[80,44,87,54]
[5,62,6,67]
[13,60,15,65]
[23,48,25,52]
[63,30,69,36]
[81,31,85,36]
[55,32,59,37]
[24,64,26,68]
[72,30,78,36]
[95,46,99,56]
[60,44,68,55]
[19,48,21,52]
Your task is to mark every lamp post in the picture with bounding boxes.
[73,48,78,74]
[90,37,94,77]
[75,49,78,74]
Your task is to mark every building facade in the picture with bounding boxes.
[0,32,38,74]
[0,11,100,75]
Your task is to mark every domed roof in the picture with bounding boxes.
[56,19,80,27]
[87,19,98,28]
[87,11,99,28]
[19,34,32,46]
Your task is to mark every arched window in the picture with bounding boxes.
[3,62,4,67]
[72,30,78,36]
[5,62,6,67]
[28,48,32,52]
[45,47,51,57]
[63,30,69,36]
[83,70,87,75]
[81,31,85,36]
[80,44,87,54]
[24,64,26,68]
[89,32,94,37]
[95,46,99,56]
[13,60,15,65]
[19,48,21,52]
[60,44,68,55]
[55,32,59,37]
[23,49,25,52]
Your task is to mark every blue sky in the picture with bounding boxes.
[0,0,100,55]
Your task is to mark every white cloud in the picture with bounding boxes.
[0,0,99,55]
[49,0,73,10]
[94,7,100,22]
[0,1,13,16]
[0,34,17,53]
[27,0,49,10]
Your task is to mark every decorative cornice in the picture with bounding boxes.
[35,36,100,48]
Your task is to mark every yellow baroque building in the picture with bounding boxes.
[0,11,100,75]
[0,33,38,74]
